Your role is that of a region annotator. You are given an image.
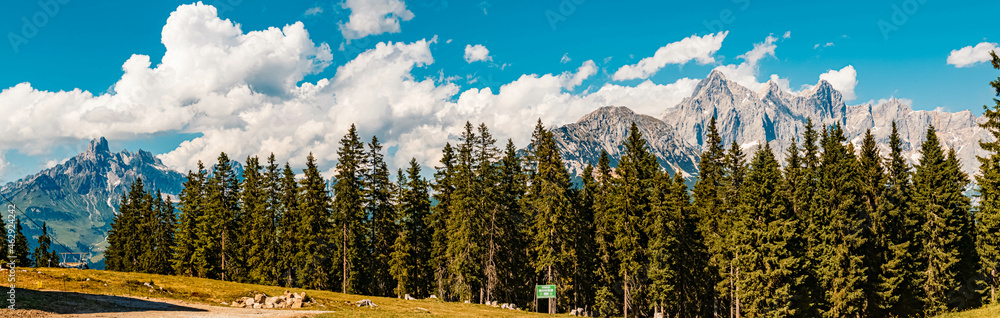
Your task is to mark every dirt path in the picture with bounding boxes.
[1,290,334,317]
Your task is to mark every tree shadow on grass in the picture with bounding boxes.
[7,288,208,314]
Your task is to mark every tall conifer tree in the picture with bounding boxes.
[173,161,206,277]
[977,50,1000,305]
[333,125,366,294]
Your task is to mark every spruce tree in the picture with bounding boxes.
[913,125,979,313]
[32,222,56,268]
[525,120,575,313]
[812,124,867,317]
[646,169,677,317]
[430,143,456,299]
[497,140,529,305]
[593,149,621,317]
[611,122,658,317]
[367,136,397,296]
[391,158,433,298]
[977,50,1000,305]
[298,152,332,290]
[12,218,31,268]
[574,163,598,312]
[857,129,889,316]
[796,119,823,317]
[200,153,239,280]
[244,155,279,285]
[881,122,923,316]
[693,116,732,317]
[476,124,504,304]
[148,190,175,275]
[735,143,799,317]
[0,215,6,261]
[947,148,981,310]
[279,162,300,287]
[173,161,206,277]
[333,124,366,294]
[446,122,488,302]
[668,171,712,317]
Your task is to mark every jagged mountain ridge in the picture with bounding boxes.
[553,70,991,179]
[0,137,186,267]
[552,106,700,179]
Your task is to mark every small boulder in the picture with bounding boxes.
[254,293,266,303]
[404,294,416,300]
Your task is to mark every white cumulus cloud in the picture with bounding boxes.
[339,0,414,41]
[0,5,843,183]
[713,34,778,91]
[464,44,492,63]
[947,42,998,68]
[613,32,728,81]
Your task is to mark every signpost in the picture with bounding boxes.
[535,285,556,298]
[535,285,556,314]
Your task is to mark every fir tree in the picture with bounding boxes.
[12,218,31,268]
[298,152,332,290]
[244,155,279,285]
[812,124,867,318]
[333,124,366,294]
[200,153,239,280]
[857,129,888,316]
[430,143,456,299]
[390,158,433,298]
[611,122,658,317]
[497,140,529,305]
[279,162,300,287]
[0,215,6,261]
[32,222,57,268]
[476,124,504,304]
[882,122,923,316]
[977,50,1000,305]
[574,163,598,312]
[446,122,485,302]
[735,143,800,317]
[914,125,978,313]
[525,120,575,312]
[148,190,175,275]
[367,136,398,296]
[593,149,621,317]
[693,116,732,317]
[173,161,206,277]
[646,168,677,317]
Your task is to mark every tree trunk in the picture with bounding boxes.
[222,226,227,281]
[343,223,348,294]
[624,270,630,318]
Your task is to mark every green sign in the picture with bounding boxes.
[536,285,556,299]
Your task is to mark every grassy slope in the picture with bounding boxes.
[934,304,1000,318]
[13,268,547,317]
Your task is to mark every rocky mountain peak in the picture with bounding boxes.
[83,137,111,161]
[692,69,734,98]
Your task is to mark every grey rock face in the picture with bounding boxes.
[551,106,700,179]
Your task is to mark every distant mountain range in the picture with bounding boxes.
[553,70,991,180]
[5,70,992,269]
[0,137,186,268]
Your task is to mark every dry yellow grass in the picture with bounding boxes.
[7,267,548,317]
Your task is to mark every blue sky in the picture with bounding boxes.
[0,0,997,182]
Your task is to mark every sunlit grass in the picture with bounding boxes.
[13,267,546,317]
